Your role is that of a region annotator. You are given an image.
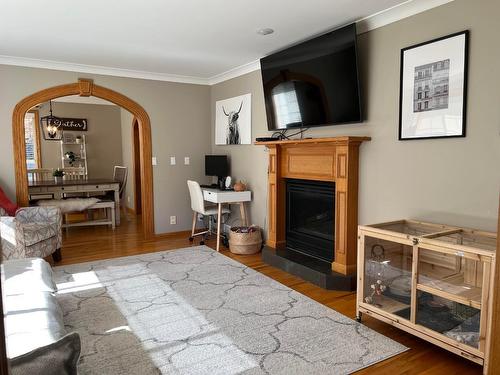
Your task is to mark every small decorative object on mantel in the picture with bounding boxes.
[399,31,469,140]
[233,180,247,192]
[75,135,83,144]
[53,169,64,183]
[215,94,251,145]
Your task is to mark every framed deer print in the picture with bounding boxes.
[399,31,469,140]
[215,93,251,145]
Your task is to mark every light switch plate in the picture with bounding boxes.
[152,156,157,166]
[170,156,176,165]
[184,157,190,165]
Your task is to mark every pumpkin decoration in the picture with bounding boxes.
[233,181,247,192]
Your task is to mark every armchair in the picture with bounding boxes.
[0,206,62,262]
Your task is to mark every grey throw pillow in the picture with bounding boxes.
[9,332,81,375]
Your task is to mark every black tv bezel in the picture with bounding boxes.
[260,23,363,131]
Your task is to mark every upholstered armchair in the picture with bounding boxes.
[0,206,62,262]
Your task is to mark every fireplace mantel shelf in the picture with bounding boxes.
[254,136,371,146]
[257,135,370,279]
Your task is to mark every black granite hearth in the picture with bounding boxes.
[262,246,356,291]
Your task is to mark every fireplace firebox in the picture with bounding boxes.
[286,179,335,262]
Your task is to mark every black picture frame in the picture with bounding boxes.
[398,30,469,141]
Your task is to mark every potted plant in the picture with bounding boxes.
[64,151,76,166]
[53,169,64,183]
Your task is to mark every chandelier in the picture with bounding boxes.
[40,100,63,140]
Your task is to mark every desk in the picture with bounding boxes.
[28,178,121,225]
[202,188,252,252]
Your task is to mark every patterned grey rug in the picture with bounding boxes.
[53,246,407,374]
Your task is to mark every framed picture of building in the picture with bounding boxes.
[399,31,469,140]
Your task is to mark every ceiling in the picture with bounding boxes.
[1,0,450,84]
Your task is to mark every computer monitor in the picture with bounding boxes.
[205,155,229,184]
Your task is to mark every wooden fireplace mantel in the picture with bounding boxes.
[257,136,370,275]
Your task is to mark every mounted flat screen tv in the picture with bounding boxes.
[260,23,362,130]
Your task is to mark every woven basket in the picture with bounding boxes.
[229,227,262,255]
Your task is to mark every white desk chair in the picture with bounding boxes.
[187,180,230,245]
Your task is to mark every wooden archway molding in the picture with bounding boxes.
[12,78,155,238]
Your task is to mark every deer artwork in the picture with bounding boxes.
[222,101,243,144]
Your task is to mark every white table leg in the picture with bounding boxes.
[216,203,222,252]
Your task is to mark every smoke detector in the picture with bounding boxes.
[257,28,274,36]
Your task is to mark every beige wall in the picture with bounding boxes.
[0,66,211,234]
[38,102,123,178]
[211,0,500,232]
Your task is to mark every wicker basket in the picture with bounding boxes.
[229,227,262,255]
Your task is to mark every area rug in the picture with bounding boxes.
[53,246,407,374]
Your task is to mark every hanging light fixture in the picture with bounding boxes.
[40,100,63,140]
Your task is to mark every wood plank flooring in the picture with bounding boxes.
[54,216,483,374]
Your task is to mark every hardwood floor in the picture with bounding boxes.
[55,215,483,374]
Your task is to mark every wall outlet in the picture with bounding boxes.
[152,156,157,166]
[170,216,177,225]
[170,156,176,165]
[184,156,190,165]
[127,196,130,203]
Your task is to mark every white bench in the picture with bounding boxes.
[62,200,115,230]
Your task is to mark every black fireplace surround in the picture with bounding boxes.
[286,179,335,262]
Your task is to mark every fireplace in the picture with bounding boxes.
[257,136,370,290]
[286,179,335,262]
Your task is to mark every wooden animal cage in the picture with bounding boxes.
[356,220,497,370]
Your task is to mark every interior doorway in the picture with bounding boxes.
[132,118,142,215]
[12,79,155,238]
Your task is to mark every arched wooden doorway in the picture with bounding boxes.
[12,78,155,238]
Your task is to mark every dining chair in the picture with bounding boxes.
[62,167,86,180]
[27,168,53,182]
[113,166,128,220]
[27,168,55,201]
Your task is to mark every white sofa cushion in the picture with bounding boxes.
[2,258,57,295]
[4,291,66,358]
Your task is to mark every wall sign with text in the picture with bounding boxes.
[53,118,88,131]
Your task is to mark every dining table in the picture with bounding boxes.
[28,178,121,225]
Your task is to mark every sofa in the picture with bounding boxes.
[2,257,80,374]
[0,206,62,262]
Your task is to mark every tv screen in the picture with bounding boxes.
[260,23,362,130]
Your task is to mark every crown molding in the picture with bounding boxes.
[356,0,454,34]
[0,0,454,86]
[208,60,261,85]
[0,55,210,85]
